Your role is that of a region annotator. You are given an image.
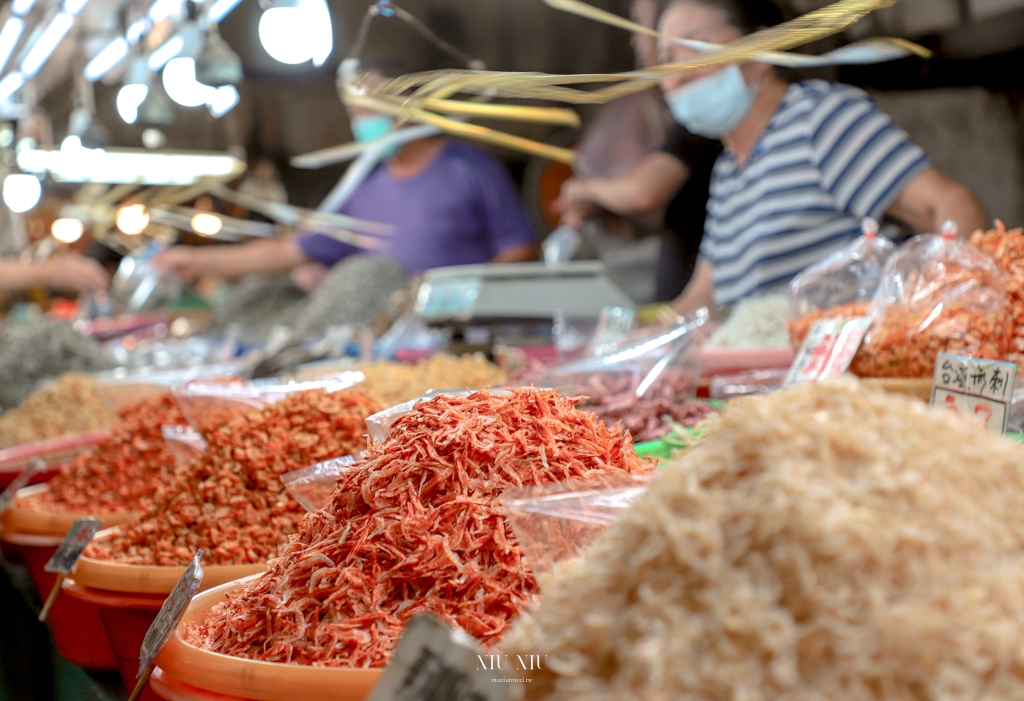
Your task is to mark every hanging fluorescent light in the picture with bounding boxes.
[0,72,25,102]
[0,19,25,75]
[3,173,41,212]
[16,145,245,185]
[116,84,147,123]
[148,35,183,70]
[147,20,203,71]
[11,0,37,16]
[62,0,90,15]
[162,56,214,107]
[84,36,128,81]
[207,85,238,117]
[126,18,149,45]
[52,217,84,243]
[148,0,184,23]
[258,0,331,66]
[21,12,75,77]
[207,0,243,24]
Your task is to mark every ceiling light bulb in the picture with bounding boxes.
[117,83,148,123]
[259,4,315,65]
[52,217,83,243]
[162,57,215,107]
[190,212,222,236]
[116,203,149,234]
[3,173,41,212]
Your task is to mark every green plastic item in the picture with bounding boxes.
[634,439,672,460]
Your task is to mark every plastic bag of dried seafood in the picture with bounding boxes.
[851,221,1011,378]
[788,218,894,349]
[161,425,208,467]
[501,473,650,583]
[531,310,708,441]
[501,378,1024,700]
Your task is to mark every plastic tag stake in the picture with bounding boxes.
[38,517,102,622]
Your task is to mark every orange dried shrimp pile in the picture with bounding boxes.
[86,389,381,566]
[971,220,1024,370]
[850,263,1010,379]
[33,393,185,514]
[787,300,871,349]
[185,388,652,668]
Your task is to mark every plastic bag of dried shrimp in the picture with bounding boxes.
[531,309,708,441]
[850,221,1012,378]
[788,218,894,349]
[501,473,651,583]
[970,220,1024,371]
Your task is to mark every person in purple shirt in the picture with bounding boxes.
[154,84,539,287]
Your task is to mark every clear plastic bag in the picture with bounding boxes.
[851,222,1011,378]
[710,367,789,399]
[364,389,512,443]
[161,425,207,467]
[788,218,894,349]
[501,473,650,582]
[531,310,708,442]
[173,374,365,430]
[281,454,363,513]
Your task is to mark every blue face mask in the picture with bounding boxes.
[351,115,399,158]
[665,64,757,138]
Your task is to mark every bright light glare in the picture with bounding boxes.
[190,212,222,236]
[0,19,25,75]
[259,3,321,65]
[148,0,184,22]
[116,204,149,235]
[126,18,149,45]
[207,85,238,117]
[116,84,148,123]
[148,36,183,70]
[11,0,36,16]
[0,72,25,102]
[162,57,214,107]
[207,0,243,23]
[17,146,245,185]
[63,0,89,15]
[84,37,128,81]
[52,218,84,243]
[61,135,82,151]
[21,12,74,77]
[3,174,40,213]
[308,0,331,66]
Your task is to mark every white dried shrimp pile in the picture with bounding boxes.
[185,388,651,667]
[503,378,1024,700]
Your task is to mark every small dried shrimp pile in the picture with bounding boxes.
[32,393,184,514]
[185,388,651,667]
[356,354,506,407]
[0,372,119,448]
[503,379,1024,700]
[86,390,380,566]
[971,220,1024,369]
[787,300,870,349]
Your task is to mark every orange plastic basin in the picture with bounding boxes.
[150,667,252,701]
[2,485,135,537]
[157,576,383,701]
[0,530,117,670]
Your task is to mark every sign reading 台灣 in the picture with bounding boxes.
[930,353,1017,435]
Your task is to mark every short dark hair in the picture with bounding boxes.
[662,0,784,34]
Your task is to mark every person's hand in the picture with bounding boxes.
[43,256,110,292]
[553,178,596,229]
[153,246,203,281]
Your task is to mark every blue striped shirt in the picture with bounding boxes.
[702,80,929,305]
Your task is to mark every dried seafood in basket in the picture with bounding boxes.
[970,220,1024,372]
[184,388,652,667]
[850,225,1011,378]
[501,378,1024,700]
[0,372,120,448]
[85,389,381,566]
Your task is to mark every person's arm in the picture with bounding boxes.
[885,166,988,235]
[556,152,689,221]
[671,258,714,315]
[0,256,109,292]
[490,242,539,263]
[153,238,308,281]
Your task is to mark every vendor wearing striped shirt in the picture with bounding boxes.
[661,0,988,313]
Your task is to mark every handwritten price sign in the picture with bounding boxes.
[931,354,1017,435]
[786,317,872,386]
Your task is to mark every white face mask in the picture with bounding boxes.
[664,64,757,138]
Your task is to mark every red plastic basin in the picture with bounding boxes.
[64,579,166,701]
[0,530,117,670]
[150,667,252,701]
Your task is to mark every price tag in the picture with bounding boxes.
[931,353,1017,435]
[786,317,872,386]
[367,614,521,701]
[138,550,204,676]
[45,518,102,575]
[0,458,46,518]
